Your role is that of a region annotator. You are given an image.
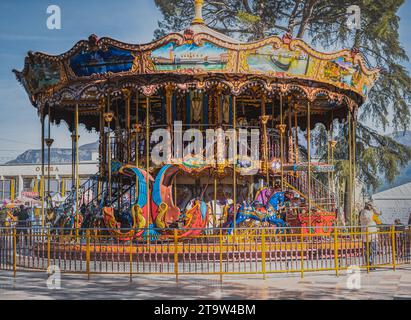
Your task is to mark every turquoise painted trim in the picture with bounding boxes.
[152,164,172,206]
[200,201,207,220]
[128,167,147,208]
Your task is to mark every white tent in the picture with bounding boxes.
[372,182,411,224]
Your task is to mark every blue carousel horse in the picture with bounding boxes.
[223,191,287,234]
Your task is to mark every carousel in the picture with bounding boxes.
[14,0,379,240]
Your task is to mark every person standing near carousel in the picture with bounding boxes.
[359,201,381,270]
[15,204,30,247]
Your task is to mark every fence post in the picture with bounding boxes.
[334,227,339,277]
[365,228,370,273]
[86,229,90,279]
[129,236,133,282]
[13,227,17,278]
[300,231,304,278]
[219,228,223,282]
[47,227,51,269]
[391,226,396,271]
[174,229,178,283]
[261,227,266,280]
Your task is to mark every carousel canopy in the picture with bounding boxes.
[13,0,379,129]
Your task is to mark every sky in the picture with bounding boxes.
[0,0,161,163]
[0,0,410,164]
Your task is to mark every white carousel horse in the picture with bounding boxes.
[207,197,233,228]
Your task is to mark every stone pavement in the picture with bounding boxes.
[0,267,410,300]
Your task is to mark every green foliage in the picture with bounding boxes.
[236,11,260,25]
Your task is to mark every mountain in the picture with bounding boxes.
[391,130,411,147]
[6,142,99,165]
[376,131,411,192]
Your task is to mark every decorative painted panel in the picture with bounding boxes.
[246,45,316,76]
[24,59,61,93]
[69,46,136,77]
[151,41,229,72]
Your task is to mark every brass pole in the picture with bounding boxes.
[166,86,173,127]
[330,139,336,194]
[329,119,337,204]
[352,109,357,226]
[214,177,217,228]
[107,96,112,203]
[135,91,139,202]
[272,98,276,188]
[327,126,331,208]
[288,101,293,163]
[135,91,139,167]
[146,97,151,230]
[99,100,105,177]
[261,96,269,186]
[165,87,173,165]
[233,95,237,233]
[307,101,312,229]
[75,104,80,239]
[61,178,65,197]
[71,133,75,213]
[47,105,51,198]
[279,95,285,191]
[261,94,266,116]
[41,108,45,227]
[348,113,353,226]
[294,103,299,164]
[217,89,222,126]
[98,100,104,203]
[124,89,131,163]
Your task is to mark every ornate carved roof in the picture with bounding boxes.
[13,1,379,111]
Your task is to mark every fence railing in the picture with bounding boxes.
[1,225,410,279]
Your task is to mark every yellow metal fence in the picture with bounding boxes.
[0,226,410,279]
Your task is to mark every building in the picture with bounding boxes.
[0,160,98,202]
[372,182,411,224]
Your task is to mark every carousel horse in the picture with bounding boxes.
[207,199,230,228]
[3,209,17,227]
[44,203,84,241]
[102,165,152,241]
[207,186,235,228]
[223,191,287,234]
[46,205,70,229]
[80,204,106,233]
[151,164,211,238]
[223,202,286,234]
[255,188,273,206]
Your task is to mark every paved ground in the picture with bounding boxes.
[0,267,411,300]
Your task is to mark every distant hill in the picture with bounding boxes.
[6,141,99,165]
[377,131,411,192]
[391,130,411,147]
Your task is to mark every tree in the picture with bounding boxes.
[154,0,411,218]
